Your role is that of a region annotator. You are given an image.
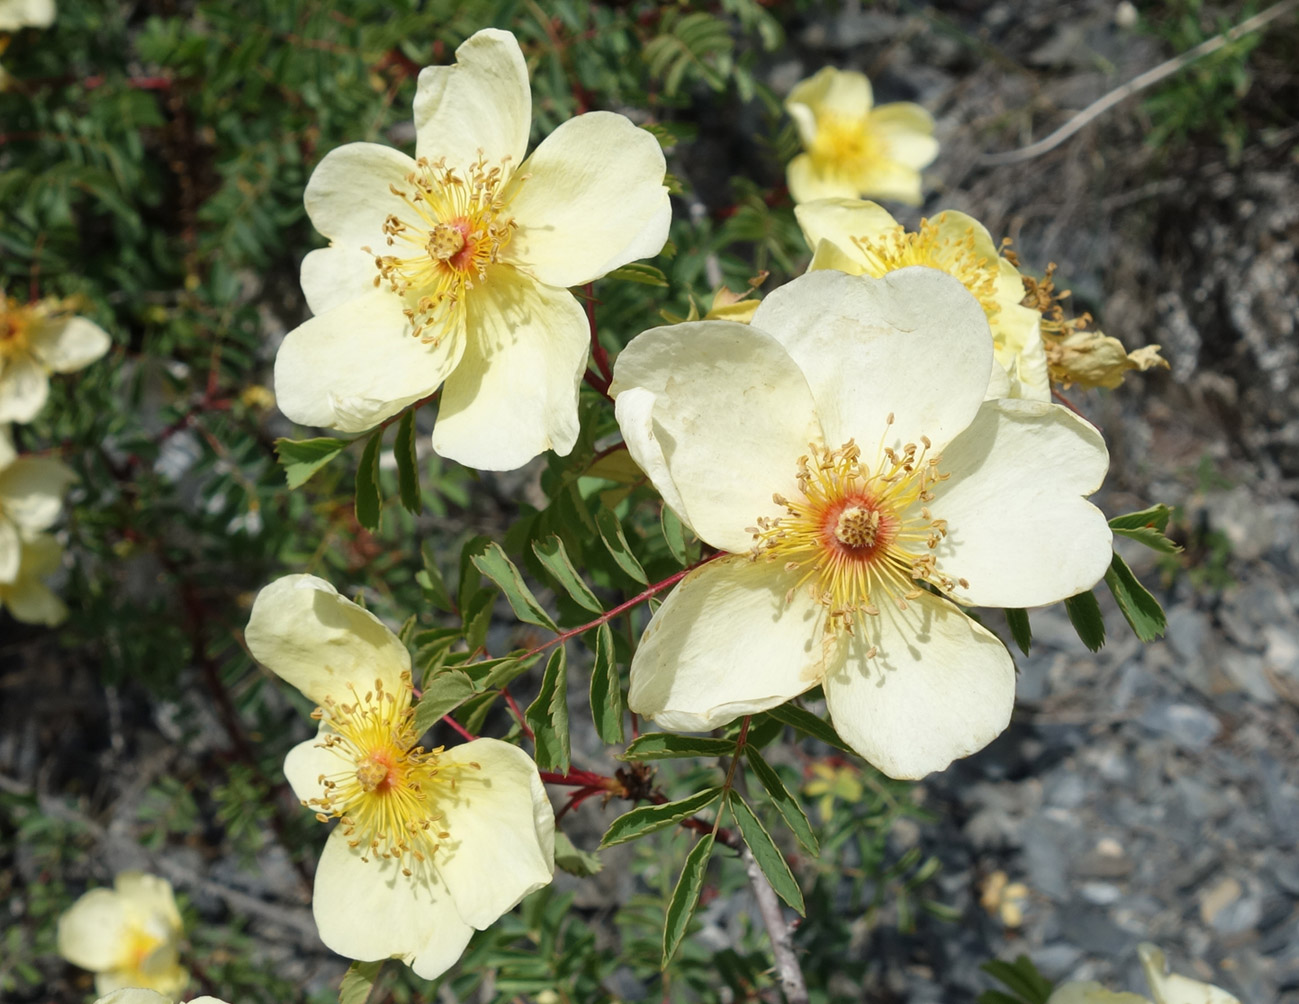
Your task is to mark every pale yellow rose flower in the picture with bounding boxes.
[796,198,1050,401]
[274,28,671,471]
[1048,943,1240,1004]
[0,531,67,624]
[57,872,188,1001]
[94,992,230,1004]
[0,293,111,423]
[0,0,54,30]
[785,66,938,206]
[612,269,1112,779]
[245,574,555,980]
[0,433,75,585]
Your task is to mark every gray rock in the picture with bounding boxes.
[1079,882,1123,905]
[1222,651,1279,704]
[1045,771,1090,810]
[1022,815,1079,901]
[1261,754,1299,846]
[1137,701,1222,751]
[1058,904,1132,955]
[1033,943,1085,980]
[1269,857,1299,897]
[1208,487,1278,562]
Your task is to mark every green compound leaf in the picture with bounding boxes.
[765,702,852,754]
[274,435,350,489]
[533,535,603,614]
[594,506,648,584]
[729,792,804,913]
[354,427,383,532]
[744,746,818,854]
[662,832,715,968]
[471,541,558,633]
[1064,589,1106,652]
[1005,608,1032,656]
[394,408,421,514]
[588,621,624,745]
[600,786,723,848]
[621,733,736,761]
[411,670,476,735]
[1104,551,1168,642]
[339,960,383,1004]
[526,647,570,773]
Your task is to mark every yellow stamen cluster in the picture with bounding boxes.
[851,215,1001,319]
[305,672,476,876]
[0,295,36,360]
[749,419,967,638]
[811,113,880,171]
[365,154,518,347]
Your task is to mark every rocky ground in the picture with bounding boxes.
[5,1,1298,1002]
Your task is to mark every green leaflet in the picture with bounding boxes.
[525,647,570,773]
[600,787,723,848]
[662,832,715,966]
[274,435,349,489]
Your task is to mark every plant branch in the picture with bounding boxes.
[584,282,613,384]
[518,551,724,662]
[501,686,534,741]
[980,0,1299,166]
[743,844,808,1004]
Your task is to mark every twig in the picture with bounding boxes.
[517,551,723,663]
[979,0,1299,166]
[500,686,534,741]
[743,845,808,1004]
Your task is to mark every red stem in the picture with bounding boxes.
[519,551,723,663]
[442,714,477,743]
[584,368,613,402]
[501,686,534,741]
[1051,386,1084,416]
[584,283,613,384]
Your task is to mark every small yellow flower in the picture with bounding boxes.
[57,873,188,1001]
[803,760,863,823]
[275,28,671,471]
[0,0,55,31]
[1048,942,1240,1004]
[785,67,938,206]
[796,199,1050,401]
[0,292,111,423]
[238,384,275,411]
[245,574,555,980]
[979,870,1030,928]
